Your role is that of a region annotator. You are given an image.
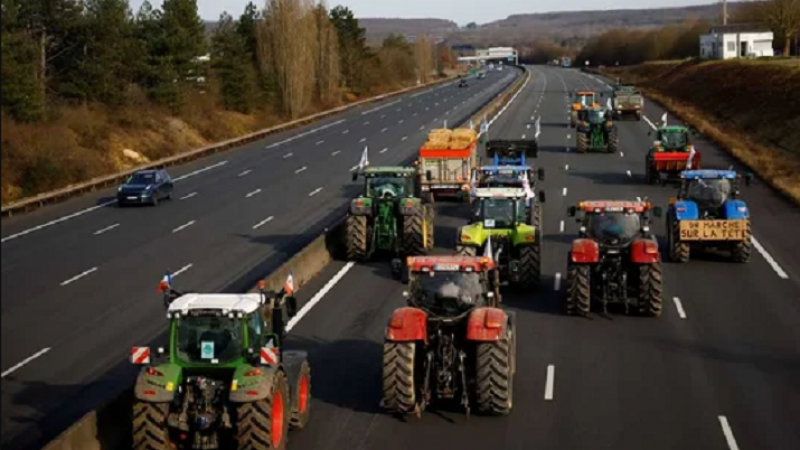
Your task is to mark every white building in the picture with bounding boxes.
[700,24,774,59]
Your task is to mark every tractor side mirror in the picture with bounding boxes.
[567,206,577,217]
[285,296,298,318]
[426,170,433,182]
[538,191,546,203]
[652,206,663,218]
[744,173,754,186]
[537,168,545,181]
[352,172,358,182]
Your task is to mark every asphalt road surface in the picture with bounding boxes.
[0,69,520,450]
[280,66,800,450]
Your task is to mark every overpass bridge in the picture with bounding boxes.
[457,46,518,65]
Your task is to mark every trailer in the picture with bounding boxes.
[418,128,479,202]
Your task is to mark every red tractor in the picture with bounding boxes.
[564,201,665,317]
[381,256,515,417]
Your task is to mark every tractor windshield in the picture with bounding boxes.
[576,94,595,105]
[175,316,244,364]
[587,212,641,246]
[411,272,485,317]
[475,198,526,227]
[367,176,412,199]
[587,110,606,124]
[659,131,688,150]
[686,178,732,207]
[481,175,523,188]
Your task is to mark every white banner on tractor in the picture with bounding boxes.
[660,112,668,127]
[358,146,369,170]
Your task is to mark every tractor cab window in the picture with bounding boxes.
[412,272,485,317]
[482,175,522,188]
[475,198,525,227]
[367,177,411,199]
[586,212,642,246]
[586,110,607,124]
[685,178,732,207]
[576,94,594,105]
[176,316,244,364]
[247,314,263,347]
[659,131,688,150]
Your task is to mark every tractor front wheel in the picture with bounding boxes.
[518,244,541,288]
[425,205,435,250]
[668,214,690,263]
[382,342,417,415]
[576,132,588,153]
[638,263,664,317]
[475,326,514,415]
[565,261,591,316]
[402,209,428,256]
[133,401,172,450]
[290,361,312,430]
[731,220,752,263]
[237,370,291,450]
[346,215,369,261]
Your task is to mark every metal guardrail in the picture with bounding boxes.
[2,75,460,219]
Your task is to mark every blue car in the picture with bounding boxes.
[117,169,174,206]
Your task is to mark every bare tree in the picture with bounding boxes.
[312,2,340,106]
[414,36,434,83]
[764,0,800,55]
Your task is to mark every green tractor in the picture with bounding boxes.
[132,275,310,450]
[348,167,435,274]
[575,107,619,153]
[455,187,542,288]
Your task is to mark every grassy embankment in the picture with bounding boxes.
[601,59,800,203]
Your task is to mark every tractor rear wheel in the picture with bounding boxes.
[290,361,312,430]
[133,401,171,450]
[731,220,752,263]
[608,128,619,153]
[518,243,541,288]
[237,370,291,450]
[424,205,435,250]
[668,213,690,263]
[638,263,664,317]
[475,326,514,415]
[565,261,591,316]
[346,215,369,261]
[382,342,417,414]
[457,245,477,257]
[402,208,427,256]
[576,132,588,153]
[529,203,541,230]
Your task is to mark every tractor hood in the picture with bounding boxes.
[458,221,537,247]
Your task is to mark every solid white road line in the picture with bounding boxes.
[295,166,308,174]
[246,189,262,198]
[752,237,790,279]
[718,416,741,450]
[544,365,556,401]
[267,120,345,148]
[179,192,198,201]
[61,267,98,286]
[2,348,52,378]
[560,220,565,233]
[309,188,324,197]
[172,220,196,234]
[673,297,687,319]
[94,223,120,235]
[253,216,274,230]
[172,263,194,277]
[172,161,229,182]
[554,273,562,291]
[643,115,658,130]
[238,169,253,177]
[563,187,568,197]
[286,262,356,332]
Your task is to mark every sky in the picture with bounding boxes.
[129,0,720,24]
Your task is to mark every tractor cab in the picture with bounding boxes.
[474,165,545,189]
[646,126,702,184]
[471,188,529,229]
[404,256,501,315]
[573,90,600,109]
[568,201,662,248]
[485,139,539,166]
[354,166,420,198]
[652,126,692,152]
[675,170,752,210]
[579,107,611,125]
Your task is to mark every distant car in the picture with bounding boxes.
[458,78,469,88]
[477,72,486,79]
[117,169,174,206]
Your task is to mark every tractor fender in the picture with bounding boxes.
[349,197,373,216]
[631,238,661,264]
[386,307,428,343]
[466,307,509,342]
[511,225,537,246]
[230,364,282,403]
[280,350,310,408]
[134,363,182,402]
[458,225,484,247]
[673,200,699,220]
[723,199,749,220]
[570,239,600,263]
[399,197,422,216]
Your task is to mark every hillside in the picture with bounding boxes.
[359,18,458,43]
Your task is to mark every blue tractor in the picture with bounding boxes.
[666,170,754,263]
[485,139,538,166]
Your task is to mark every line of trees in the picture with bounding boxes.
[1,0,452,123]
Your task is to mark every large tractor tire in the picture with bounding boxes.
[638,263,664,317]
[290,361,312,430]
[668,214,690,263]
[424,205,435,250]
[565,261,591,316]
[731,220,752,263]
[133,401,171,450]
[402,208,427,256]
[518,243,541,288]
[635,111,642,121]
[576,132,588,153]
[529,203,541,230]
[382,342,417,415]
[346,215,369,261]
[237,370,291,450]
[608,128,619,153]
[457,245,478,257]
[475,326,514,415]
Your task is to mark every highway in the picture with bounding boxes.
[0,68,521,450]
[280,65,800,450]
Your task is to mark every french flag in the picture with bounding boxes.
[157,272,172,293]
